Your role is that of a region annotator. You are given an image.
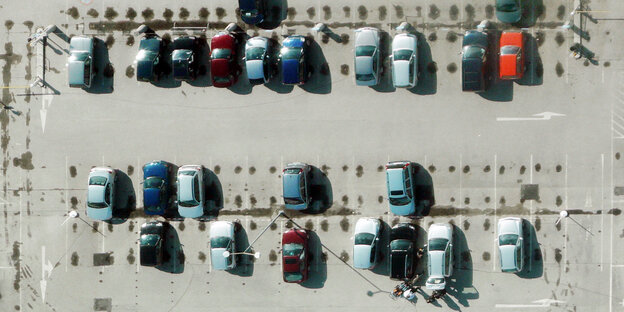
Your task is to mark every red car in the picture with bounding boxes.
[281,228,310,283]
[499,31,524,80]
[210,32,240,87]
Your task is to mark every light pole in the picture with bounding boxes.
[555,210,593,236]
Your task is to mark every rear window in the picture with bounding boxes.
[89,176,107,186]
[501,45,520,55]
[355,233,375,245]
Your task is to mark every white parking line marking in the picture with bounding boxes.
[65,155,69,272]
[459,154,463,209]
[530,154,534,222]
[493,154,497,272]
[601,153,604,271]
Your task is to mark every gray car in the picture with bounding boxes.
[496,0,522,24]
[354,27,381,86]
[497,217,524,273]
[67,36,95,88]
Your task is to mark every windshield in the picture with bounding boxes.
[211,237,231,249]
[213,76,231,84]
[70,52,89,61]
[499,234,518,245]
[428,238,448,251]
[354,233,375,245]
[464,46,485,59]
[283,272,303,282]
[87,201,107,209]
[284,198,303,205]
[497,3,518,12]
[246,47,265,60]
[355,46,375,57]
[211,49,231,59]
[501,45,520,55]
[281,48,301,60]
[89,176,107,186]
[283,243,304,256]
[390,239,411,251]
[389,196,411,206]
[394,49,413,61]
[179,198,199,207]
[356,73,375,81]
[144,177,163,189]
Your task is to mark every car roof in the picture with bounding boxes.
[282,172,302,199]
[499,245,518,271]
[355,57,374,75]
[428,250,445,277]
[353,245,373,268]
[386,168,406,192]
[178,174,195,202]
[87,185,105,204]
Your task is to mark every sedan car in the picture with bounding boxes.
[172,36,202,81]
[86,167,116,221]
[354,27,381,86]
[67,36,95,88]
[496,0,522,24]
[497,217,524,273]
[210,32,240,87]
[426,223,453,290]
[245,36,271,84]
[386,161,416,216]
[140,221,166,266]
[135,35,164,82]
[282,162,312,210]
[210,221,237,271]
[389,223,416,280]
[282,228,310,283]
[176,165,205,218]
[390,33,418,88]
[142,160,172,215]
[462,30,489,92]
[279,35,310,85]
[499,31,525,80]
[239,0,265,25]
[353,218,381,269]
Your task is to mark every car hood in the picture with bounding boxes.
[69,37,93,52]
[211,247,230,270]
[87,206,112,220]
[355,219,378,234]
[143,188,161,208]
[356,29,377,47]
[144,163,167,179]
[392,61,411,87]
[355,57,374,75]
[353,245,373,269]
[211,58,229,77]
[392,35,416,50]
[282,59,300,84]
[246,59,265,80]
[499,245,517,271]
[210,221,233,238]
[498,218,520,235]
[428,251,445,277]
[428,224,452,240]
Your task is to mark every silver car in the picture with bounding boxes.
[390,33,418,88]
[176,165,205,218]
[67,36,95,88]
[497,217,524,273]
[354,27,380,86]
[210,221,237,270]
[426,223,453,290]
[353,218,381,269]
[86,167,116,221]
[244,36,271,84]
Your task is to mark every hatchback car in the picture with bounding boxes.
[496,0,522,24]
[282,228,310,283]
[210,32,240,87]
[210,221,237,271]
[239,0,265,25]
[172,36,202,81]
[354,27,381,86]
[389,223,416,280]
[176,165,205,218]
[462,30,489,92]
[67,36,95,88]
[386,161,416,216]
[244,36,271,84]
[86,167,116,221]
[142,160,172,215]
[135,35,164,82]
[426,223,453,290]
[140,221,166,266]
[279,35,310,85]
[353,218,381,269]
[499,31,525,80]
[390,33,418,88]
[497,217,524,273]
[282,162,312,210]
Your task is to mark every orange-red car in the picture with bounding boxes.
[499,31,524,80]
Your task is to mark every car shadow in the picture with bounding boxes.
[187,36,212,87]
[257,0,287,30]
[110,169,135,224]
[409,32,437,95]
[84,38,114,94]
[514,0,545,28]
[371,219,391,276]
[304,166,333,214]
[371,30,396,93]
[516,33,543,86]
[412,222,428,282]
[228,223,254,277]
[157,222,185,274]
[301,38,331,94]
[411,163,435,218]
[150,37,182,88]
[446,225,479,308]
[198,167,223,221]
[228,33,253,95]
[301,230,327,288]
[517,219,543,278]
[163,163,183,221]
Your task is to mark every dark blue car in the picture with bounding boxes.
[239,0,265,25]
[142,161,172,215]
[279,36,310,85]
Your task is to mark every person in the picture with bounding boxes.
[403,288,416,301]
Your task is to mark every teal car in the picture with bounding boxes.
[496,0,522,24]
[282,162,311,210]
[386,161,416,216]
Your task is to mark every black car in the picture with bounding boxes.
[135,35,165,82]
[461,30,489,92]
[140,221,166,266]
[172,36,203,81]
[389,223,417,280]
[239,0,265,25]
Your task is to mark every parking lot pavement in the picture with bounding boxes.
[1,0,624,311]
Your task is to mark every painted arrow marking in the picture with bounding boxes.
[497,112,566,122]
[40,92,53,134]
[40,246,53,303]
[495,298,567,308]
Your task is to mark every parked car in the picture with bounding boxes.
[239,0,265,25]
[282,228,310,283]
[496,0,522,24]
[135,35,164,82]
[389,223,416,280]
[172,36,202,81]
[67,36,95,88]
[176,165,205,218]
[353,218,381,269]
[499,31,525,80]
[354,27,381,86]
[426,223,453,290]
[386,161,416,216]
[390,33,418,88]
[462,30,489,92]
[140,221,166,266]
[279,35,310,85]
[244,36,271,84]
[210,221,237,271]
[497,217,524,273]
[282,162,312,210]
[86,167,116,221]
[210,32,240,87]
[142,161,172,215]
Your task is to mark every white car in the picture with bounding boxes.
[244,36,270,84]
[67,36,95,88]
[210,221,237,270]
[176,165,205,218]
[353,218,381,269]
[354,27,380,86]
[426,223,453,290]
[497,217,524,273]
[390,33,418,88]
[86,167,116,221]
